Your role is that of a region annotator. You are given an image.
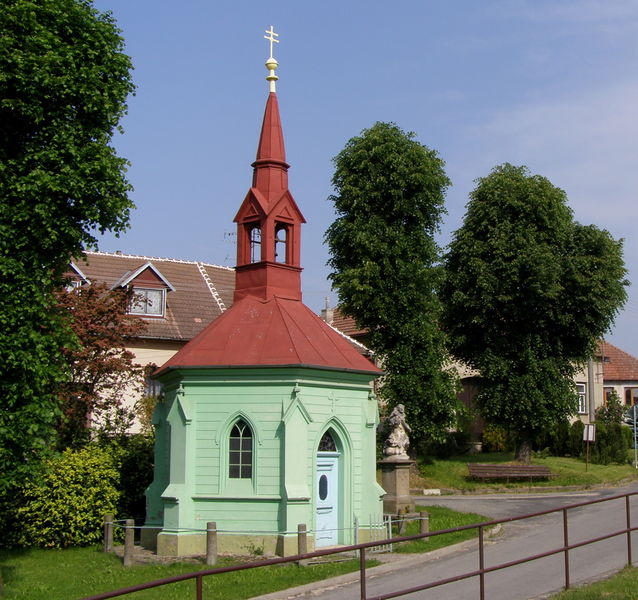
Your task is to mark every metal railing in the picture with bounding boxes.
[83,491,638,600]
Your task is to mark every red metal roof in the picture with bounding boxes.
[157,295,381,374]
[601,341,638,382]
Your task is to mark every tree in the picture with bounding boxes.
[54,283,147,449]
[440,164,628,462]
[325,122,459,446]
[0,0,134,492]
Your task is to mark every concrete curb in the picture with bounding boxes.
[250,524,502,600]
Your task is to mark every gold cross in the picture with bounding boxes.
[264,26,279,59]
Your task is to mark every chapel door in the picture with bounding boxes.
[315,430,340,547]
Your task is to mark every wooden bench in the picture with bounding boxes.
[468,463,555,482]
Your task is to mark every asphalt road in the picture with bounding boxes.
[255,482,638,600]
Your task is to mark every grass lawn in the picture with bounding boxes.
[0,547,369,600]
[550,566,638,599]
[393,505,487,554]
[415,452,638,493]
[0,504,487,600]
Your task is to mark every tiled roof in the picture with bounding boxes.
[601,341,638,382]
[74,251,235,342]
[330,307,367,338]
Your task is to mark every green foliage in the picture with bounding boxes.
[15,446,120,548]
[325,122,460,443]
[423,431,470,459]
[481,424,511,453]
[569,420,585,458]
[55,283,147,448]
[100,434,154,523]
[0,547,372,600]
[590,422,628,465]
[441,164,628,457]
[533,419,572,456]
[393,505,487,554]
[596,389,624,425]
[0,0,134,493]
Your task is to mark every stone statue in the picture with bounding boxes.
[383,404,412,459]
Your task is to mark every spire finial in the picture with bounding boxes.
[264,25,279,92]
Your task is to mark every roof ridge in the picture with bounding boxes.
[84,250,234,271]
[325,321,375,355]
[196,262,227,313]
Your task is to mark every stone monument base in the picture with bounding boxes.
[378,457,415,514]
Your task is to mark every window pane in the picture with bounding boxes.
[229,419,253,479]
[319,474,328,500]
[319,430,337,452]
[146,289,163,315]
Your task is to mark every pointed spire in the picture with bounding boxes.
[253,26,288,199]
[255,92,287,164]
[232,27,305,302]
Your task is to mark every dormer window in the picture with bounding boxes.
[112,261,175,319]
[129,288,165,317]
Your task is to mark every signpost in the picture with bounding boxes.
[583,423,596,471]
[632,404,638,469]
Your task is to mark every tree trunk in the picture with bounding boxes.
[515,436,532,464]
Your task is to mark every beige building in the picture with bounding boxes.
[69,251,235,430]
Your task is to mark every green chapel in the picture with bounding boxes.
[142,31,384,557]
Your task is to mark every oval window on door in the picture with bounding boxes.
[319,474,328,500]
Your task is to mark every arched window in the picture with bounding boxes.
[318,429,337,452]
[249,226,261,263]
[229,420,253,479]
[274,224,288,264]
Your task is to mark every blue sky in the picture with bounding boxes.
[92,0,638,357]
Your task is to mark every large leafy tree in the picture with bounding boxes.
[55,283,147,450]
[325,122,459,446]
[0,0,134,492]
[440,164,628,461]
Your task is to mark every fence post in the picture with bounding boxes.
[563,508,570,590]
[206,521,217,566]
[123,519,135,567]
[419,511,429,537]
[297,523,308,566]
[359,546,367,600]
[103,514,114,553]
[479,525,485,600]
[625,496,633,567]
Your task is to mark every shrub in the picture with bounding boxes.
[590,422,628,465]
[568,420,585,458]
[423,431,469,459]
[534,419,571,456]
[481,424,510,453]
[100,434,154,524]
[16,446,119,548]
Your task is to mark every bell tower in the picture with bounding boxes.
[233,26,306,302]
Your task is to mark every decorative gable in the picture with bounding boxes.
[113,262,175,318]
[67,261,91,289]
